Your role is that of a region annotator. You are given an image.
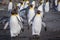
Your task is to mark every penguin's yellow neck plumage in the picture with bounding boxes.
[12,14,18,16]
[40,0,43,5]
[36,14,40,16]
[30,7,34,10]
[10,2,12,3]
[21,4,24,6]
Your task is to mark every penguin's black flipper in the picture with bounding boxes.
[21,28,24,32]
[45,27,47,31]
[0,16,9,24]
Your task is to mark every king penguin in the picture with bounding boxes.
[4,9,23,37]
[32,10,42,39]
[28,4,35,25]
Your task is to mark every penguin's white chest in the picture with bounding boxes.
[28,9,35,22]
[10,16,21,37]
[10,16,18,26]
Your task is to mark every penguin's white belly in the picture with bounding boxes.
[57,3,60,11]
[38,4,43,12]
[32,16,42,35]
[28,10,35,23]
[10,16,21,37]
[45,2,49,12]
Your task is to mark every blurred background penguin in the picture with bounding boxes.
[19,1,26,19]
[45,0,49,12]
[8,0,13,16]
[32,0,35,8]
[24,0,29,8]
[38,0,44,18]
[27,4,35,26]
[57,0,60,11]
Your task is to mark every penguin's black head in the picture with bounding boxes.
[11,9,17,15]
[9,0,12,2]
[46,0,49,2]
[40,0,42,2]
[23,0,24,1]
[58,0,60,3]
[37,10,41,14]
[29,4,33,8]
[20,2,23,5]
[26,0,29,1]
